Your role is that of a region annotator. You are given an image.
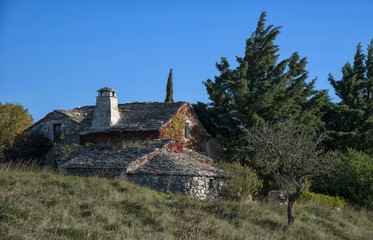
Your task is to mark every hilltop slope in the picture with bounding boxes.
[1,165,372,240]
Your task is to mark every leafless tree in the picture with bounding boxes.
[244,121,331,225]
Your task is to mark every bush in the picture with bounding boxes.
[300,192,347,208]
[311,149,373,209]
[3,131,52,164]
[218,162,262,202]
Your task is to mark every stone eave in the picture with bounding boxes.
[79,128,161,136]
[126,171,226,178]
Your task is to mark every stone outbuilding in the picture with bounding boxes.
[30,87,225,199]
[57,140,225,200]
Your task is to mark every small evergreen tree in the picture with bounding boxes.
[165,68,174,103]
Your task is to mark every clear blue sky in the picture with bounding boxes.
[1,0,372,121]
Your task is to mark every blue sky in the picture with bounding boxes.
[1,0,372,121]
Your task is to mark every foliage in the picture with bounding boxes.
[300,192,347,208]
[311,149,373,209]
[203,12,328,161]
[0,102,33,159]
[3,131,52,164]
[192,102,219,137]
[1,165,373,240]
[218,162,262,202]
[244,121,331,224]
[160,110,186,140]
[325,39,373,154]
[165,68,174,103]
[166,141,184,153]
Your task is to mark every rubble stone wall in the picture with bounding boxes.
[60,167,122,178]
[29,112,82,144]
[127,174,221,200]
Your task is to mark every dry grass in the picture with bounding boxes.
[1,163,372,240]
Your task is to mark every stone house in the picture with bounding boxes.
[30,87,225,199]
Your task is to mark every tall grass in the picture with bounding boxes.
[1,163,372,239]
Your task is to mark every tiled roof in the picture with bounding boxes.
[128,149,226,177]
[58,140,169,169]
[57,106,94,128]
[58,141,225,177]
[114,102,185,131]
[55,102,186,131]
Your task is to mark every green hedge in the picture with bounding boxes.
[311,149,373,209]
[300,192,347,208]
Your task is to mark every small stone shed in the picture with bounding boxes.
[127,148,225,200]
[58,140,225,199]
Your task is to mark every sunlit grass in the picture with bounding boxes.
[1,163,372,239]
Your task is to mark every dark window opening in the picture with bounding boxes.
[53,124,62,142]
[209,179,215,189]
[184,123,190,138]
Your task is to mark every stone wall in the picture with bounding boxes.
[60,167,122,178]
[127,174,221,200]
[267,190,288,205]
[29,112,82,144]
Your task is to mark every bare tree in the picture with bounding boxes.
[244,121,330,225]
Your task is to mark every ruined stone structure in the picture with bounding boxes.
[30,87,225,199]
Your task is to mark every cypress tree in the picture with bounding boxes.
[165,68,174,103]
[204,12,328,157]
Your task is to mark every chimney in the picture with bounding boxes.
[91,87,120,129]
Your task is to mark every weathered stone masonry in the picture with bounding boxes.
[30,111,83,144]
[127,175,221,200]
[31,87,225,199]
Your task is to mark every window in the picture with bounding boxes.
[209,179,215,189]
[184,123,190,138]
[53,124,62,142]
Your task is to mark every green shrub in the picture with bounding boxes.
[3,131,52,164]
[311,149,373,209]
[218,162,263,201]
[300,192,347,208]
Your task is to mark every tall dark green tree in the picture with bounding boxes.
[329,43,366,109]
[325,39,373,154]
[204,12,328,162]
[165,68,174,103]
[366,40,373,112]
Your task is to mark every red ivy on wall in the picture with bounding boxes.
[166,141,184,153]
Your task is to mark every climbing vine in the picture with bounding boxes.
[166,141,184,153]
[160,109,186,141]
[160,104,211,152]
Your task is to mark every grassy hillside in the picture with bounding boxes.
[1,164,372,240]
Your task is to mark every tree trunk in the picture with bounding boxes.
[287,186,302,225]
[287,201,295,225]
